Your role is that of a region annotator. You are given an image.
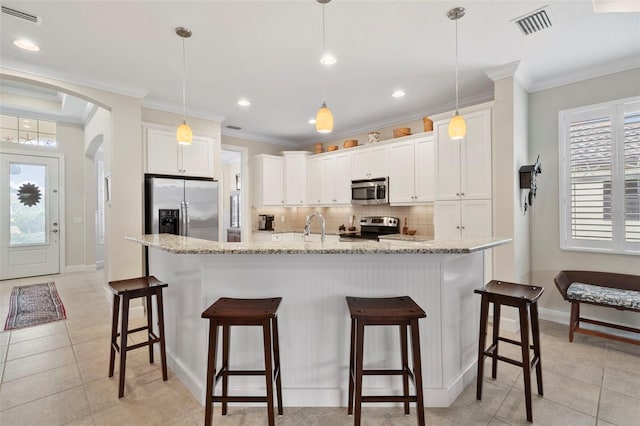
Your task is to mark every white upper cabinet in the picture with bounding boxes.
[283,152,309,206]
[334,153,352,204]
[308,152,351,206]
[435,109,491,200]
[253,154,284,207]
[145,126,214,177]
[388,136,434,204]
[351,145,389,180]
[307,157,323,206]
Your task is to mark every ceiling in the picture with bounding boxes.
[0,1,639,146]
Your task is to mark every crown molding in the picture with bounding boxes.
[528,56,640,92]
[142,97,226,123]
[221,127,300,148]
[1,61,149,99]
[485,60,533,92]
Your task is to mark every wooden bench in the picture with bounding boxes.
[554,270,640,345]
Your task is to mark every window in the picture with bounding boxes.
[559,96,640,255]
[0,114,57,147]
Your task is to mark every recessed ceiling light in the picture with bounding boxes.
[392,90,406,98]
[320,54,337,65]
[237,99,251,107]
[14,39,40,52]
[308,119,316,124]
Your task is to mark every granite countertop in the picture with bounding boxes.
[127,233,511,255]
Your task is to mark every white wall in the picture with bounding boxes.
[492,75,531,285]
[530,68,640,326]
[57,123,85,269]
[84,107,111,269]
[513,79,531,284]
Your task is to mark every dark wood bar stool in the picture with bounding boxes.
[346,296,427,426]
[475,280,544,422]
[108,276,168,398]
[201,297,283,426]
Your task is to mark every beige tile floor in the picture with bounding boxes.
[1,270,639,425]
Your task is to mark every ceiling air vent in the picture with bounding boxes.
[1,6,41,24]
[226,125,242,131]
[513,7,551,35]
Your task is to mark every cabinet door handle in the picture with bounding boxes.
[461,226,466,230]
[456,193,460,196]
[456,226,460,229]
[460,192,465,196]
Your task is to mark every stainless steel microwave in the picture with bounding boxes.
[351,177,389,205]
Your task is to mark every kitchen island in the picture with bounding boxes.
[127,234,510,408]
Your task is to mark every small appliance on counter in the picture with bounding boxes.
[258,214,275,231]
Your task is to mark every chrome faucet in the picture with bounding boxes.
[304,212,326,243]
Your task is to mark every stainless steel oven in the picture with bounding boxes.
[351,177,389,205]
[339,216,400,241]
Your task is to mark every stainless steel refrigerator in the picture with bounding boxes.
[145,175,219,241]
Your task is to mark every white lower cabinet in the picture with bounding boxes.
[435,199,492,282]
[434,199,492,239]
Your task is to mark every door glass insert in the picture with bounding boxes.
[9,162,47,245]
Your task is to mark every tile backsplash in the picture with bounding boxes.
[253,204,434,238]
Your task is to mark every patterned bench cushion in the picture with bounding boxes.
[567,282,640,310]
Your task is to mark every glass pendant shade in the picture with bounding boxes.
[315,102,334,133]
[448,113,466,140]
[176,121,193,145]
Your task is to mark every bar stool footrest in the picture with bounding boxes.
[125,336,161,352]
[361,395,418,403]
[212,396,269,403]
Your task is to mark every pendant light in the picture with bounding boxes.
[176,26,193,145]
[447,7,466,141]
[315,0,334,134]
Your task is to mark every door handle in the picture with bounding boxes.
[51,229,59,233]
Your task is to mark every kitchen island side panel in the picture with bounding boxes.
[149,248,484,407]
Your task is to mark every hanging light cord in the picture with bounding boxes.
[322,4,327,103]
[454,16,459,114]
[182,35,187,122]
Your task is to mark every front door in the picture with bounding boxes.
[0,152,60,280]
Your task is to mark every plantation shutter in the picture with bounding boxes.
[569,115,613,241]
[624,111,640,243]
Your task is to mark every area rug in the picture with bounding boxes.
[4,282,66,331]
